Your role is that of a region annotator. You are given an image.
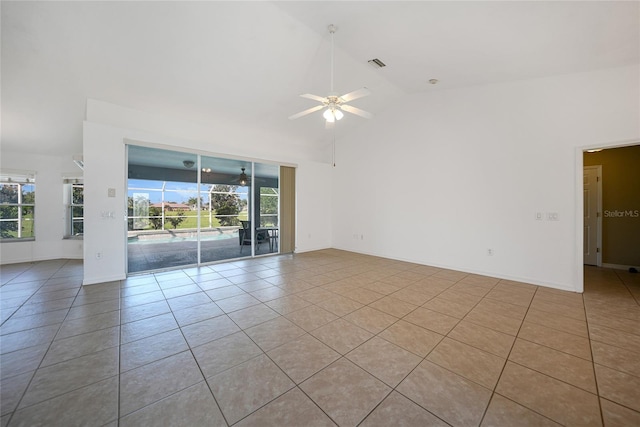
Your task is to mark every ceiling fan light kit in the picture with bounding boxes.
[239,167,248,186]
[289,24,373,124]
[323,107,344,122]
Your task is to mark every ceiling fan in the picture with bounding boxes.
[228,167,270,187]
[289,24,373,125]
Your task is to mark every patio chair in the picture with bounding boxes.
[240,220,268,253]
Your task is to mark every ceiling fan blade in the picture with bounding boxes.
[288,105,324,120]
[300,93,328,103]
[339,87,371,103]
[341,104,373,119]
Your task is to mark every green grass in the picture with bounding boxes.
[0,218,34,239]
[142,210,249,230]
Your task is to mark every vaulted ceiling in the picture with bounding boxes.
[2,1,638,157]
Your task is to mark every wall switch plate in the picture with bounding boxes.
[535,212,543,220]
[107,188,116,197]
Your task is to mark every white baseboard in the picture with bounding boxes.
[331,245,580,293]
[1,255,83,265]
[83,273,126,286]
[602,263,639,271]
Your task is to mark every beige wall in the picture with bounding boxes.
[584,145,640,267]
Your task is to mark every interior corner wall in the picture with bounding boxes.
[0,151,84,264]
[82,109,333,285]
[584,145,640,268]
[332,65,640,292]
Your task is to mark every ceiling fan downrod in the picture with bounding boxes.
[288,23,372,123]
[328,24,337,95]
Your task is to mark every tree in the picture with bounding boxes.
[166,213,186,229]
[127,197,134,230]
[187,196,203,210]
[148,207,163,230]
[210,185,241,226]
[0,185,19,237]
[0,184,34,238]
[72,186,83,205]
[259,188,278,226]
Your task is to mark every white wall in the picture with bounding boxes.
[0,152,84,264]
[83,101,333,285]
[332,65,640,292]
[295,161,333,253]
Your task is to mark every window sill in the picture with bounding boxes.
[63,236,84,240]
[1,238,35,243]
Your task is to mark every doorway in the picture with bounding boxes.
[582,144,640,271]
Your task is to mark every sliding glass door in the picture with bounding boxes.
[127,145,281,273]
[254,162,280,254]
[199,155,251,264]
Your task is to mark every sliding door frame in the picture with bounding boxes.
[125,141,295,274]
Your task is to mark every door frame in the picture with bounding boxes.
[583,165,602,267]
[576,140,637,293]
[124,142,291,275]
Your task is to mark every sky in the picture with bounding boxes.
[127,179,249,204]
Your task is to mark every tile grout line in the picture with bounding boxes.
[117,277,125,427]
[476,282,538,426]
[174,272,230,426]
[198,262,399,426]
[583,286,606,427]
[478,284,599,426]
[216,260,636,424]
[201,261,340,425]
[3,260,84,426]
[614,269,640,307]
[5,256,639,425]
[273,262,409,426]
[119,271,227,424]
[351,272,479,426]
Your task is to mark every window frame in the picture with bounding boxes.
[64,179,84,239]
[1,173,36,242]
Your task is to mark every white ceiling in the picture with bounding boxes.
[2,1,638,157]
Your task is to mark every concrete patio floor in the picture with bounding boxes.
[127,233,278,273]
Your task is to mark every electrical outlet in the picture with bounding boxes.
[487,248,494,256]
[95,252,103,260]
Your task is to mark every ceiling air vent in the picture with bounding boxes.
[368,58,386,68]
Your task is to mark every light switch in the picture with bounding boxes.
[107,188,116,197]
[535,212,543,221]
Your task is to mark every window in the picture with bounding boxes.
[259,187,279,226]
[64,179,83,237]
[0,172,36,240]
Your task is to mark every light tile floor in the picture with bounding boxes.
[1,250,639,426]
